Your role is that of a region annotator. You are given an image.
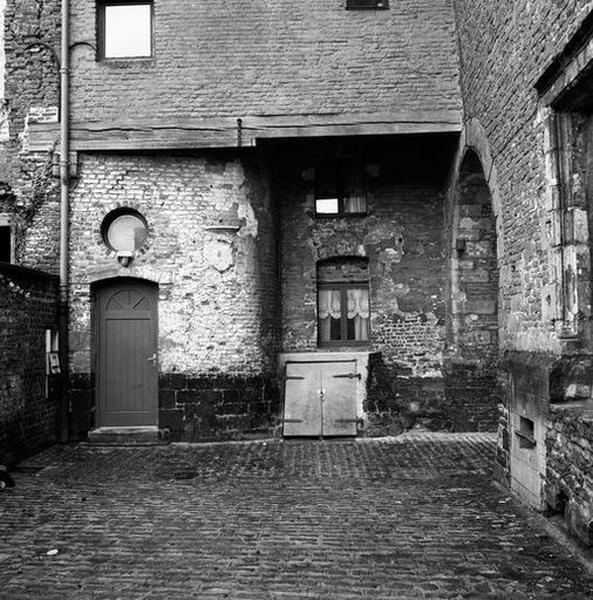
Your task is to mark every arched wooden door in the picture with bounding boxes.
[95,279,158,427]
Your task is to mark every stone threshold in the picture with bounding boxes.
[86,426,167,446]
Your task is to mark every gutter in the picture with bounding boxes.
[58,0,69,442]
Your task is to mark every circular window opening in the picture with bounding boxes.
[101,209,148,253]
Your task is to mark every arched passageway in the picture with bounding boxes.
[445,149,500,430]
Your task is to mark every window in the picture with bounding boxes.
[516,416,536,449]
[315,161,367,216]
[346,0,389,9]
[101,208,149,254]
[0,213,12,263]
[318,285,370,344]
[317,257,370,345]
[99,1,153,59]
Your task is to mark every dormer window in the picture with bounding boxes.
[346,0,389,9]
[314,161,367,216]
[99,1,153,59]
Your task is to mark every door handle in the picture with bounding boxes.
[147,353,157,363]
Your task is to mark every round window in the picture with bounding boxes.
[102,209,148,253]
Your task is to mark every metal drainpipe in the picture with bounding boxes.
[58,0,70,443]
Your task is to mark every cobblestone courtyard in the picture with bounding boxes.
[1,433,592,599]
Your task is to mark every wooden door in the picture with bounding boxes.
[322,360,358,436]
[96,279,158,427]
[283,362,322,436]
[282,360,357,437]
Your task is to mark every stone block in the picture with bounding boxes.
[176,390,199,404]
[159,409,184,438]
[566,502,593,548]
[463,300,497,315]
[160,373,188,390]
[159,389,176,410]
[68,389,94,412]
[196,389,224,405]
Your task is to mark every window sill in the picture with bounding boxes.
[318,342,371,349]
[98,56,155,66]
[313,213,368,219]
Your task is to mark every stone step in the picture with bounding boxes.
[87,426,165,446]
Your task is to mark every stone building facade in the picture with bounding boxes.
[451,0,593,547]
[56,0,465,443]
[2,0,593,547]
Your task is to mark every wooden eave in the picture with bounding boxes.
[27,109,462,152]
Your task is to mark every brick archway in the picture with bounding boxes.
[445,141,501,431]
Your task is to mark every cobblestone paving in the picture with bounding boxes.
[1,433,592,599]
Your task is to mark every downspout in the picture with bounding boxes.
[58,0,69,443]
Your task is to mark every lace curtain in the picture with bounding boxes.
[346,289,369,319]
[343,195,367,214]
[318,288,369,341]
[348,288,369,340]
[318,289,342,319]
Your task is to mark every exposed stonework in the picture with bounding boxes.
[5,0,593,558]
[67,152,280,441]
[273,136,479,433]
[547,404,593,547]
[453,0,593,353]
[0,0,60,272]
[451,0,593,547]
[0,0,8,143]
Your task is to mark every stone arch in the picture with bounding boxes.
[316,255,370,283]
[445,139,501,431]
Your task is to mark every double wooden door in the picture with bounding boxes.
[95,279,158,427]
[283,360,358,437]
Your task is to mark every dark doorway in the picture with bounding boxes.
[94,278,158,427]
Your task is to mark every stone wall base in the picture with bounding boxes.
[69,372,280,443]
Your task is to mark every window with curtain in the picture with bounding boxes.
[314,161,367,216]
[318,285,370,344]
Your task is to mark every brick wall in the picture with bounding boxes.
[67,151,280,441]
[546,405,593,547]
[273,136,474,433]
[443,148,501,432]
[0,0,61,273]
[0,263,59,462]
[68,0,461,124]
[453,0,593,352]
[453,0,593,536]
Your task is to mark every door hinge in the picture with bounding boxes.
[333,373,361,380]
[285,375,306,381]
[282,418,304,423]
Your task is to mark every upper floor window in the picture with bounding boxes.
[0,214,12,263]
[346,0,389,9]
[315,161,367,216]
[99,1,153,59]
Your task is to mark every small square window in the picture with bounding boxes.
[516,416,536,449]
[99,1,153,59]
[315,198,340,214]
[315,162,367,216]
[0,214,12,263]
[346,0,389,10]
[0,226,10,262]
